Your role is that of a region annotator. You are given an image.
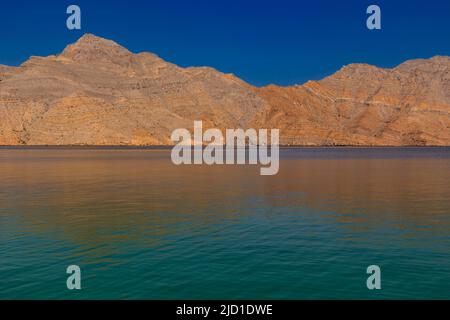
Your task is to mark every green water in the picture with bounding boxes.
[1,148,449,299]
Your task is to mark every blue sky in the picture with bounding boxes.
[0,0,449,86]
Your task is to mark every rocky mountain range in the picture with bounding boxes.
[1,34,449,146]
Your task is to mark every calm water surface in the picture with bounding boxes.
[0,148,449,299]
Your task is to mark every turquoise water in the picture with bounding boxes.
[1,148,449,299]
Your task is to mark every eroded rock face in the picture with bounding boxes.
[253,56,450,145]
[0,34,449,146]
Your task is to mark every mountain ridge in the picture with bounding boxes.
[0,34,449,146]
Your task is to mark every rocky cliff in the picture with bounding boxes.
[1,34,449,146]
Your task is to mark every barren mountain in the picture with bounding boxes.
[253,57,450,145]
[0,34,449,146]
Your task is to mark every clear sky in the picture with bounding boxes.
[1,0,449,86]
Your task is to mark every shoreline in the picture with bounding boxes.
[1,145,450,150]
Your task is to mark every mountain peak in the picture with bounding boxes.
[60,33,132,63]
[73,33,121,47]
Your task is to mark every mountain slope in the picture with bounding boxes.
[252,56,450,145]
[0,34,266,145]
[0,34,449,146]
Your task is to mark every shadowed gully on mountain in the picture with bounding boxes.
[0,34,449,146]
